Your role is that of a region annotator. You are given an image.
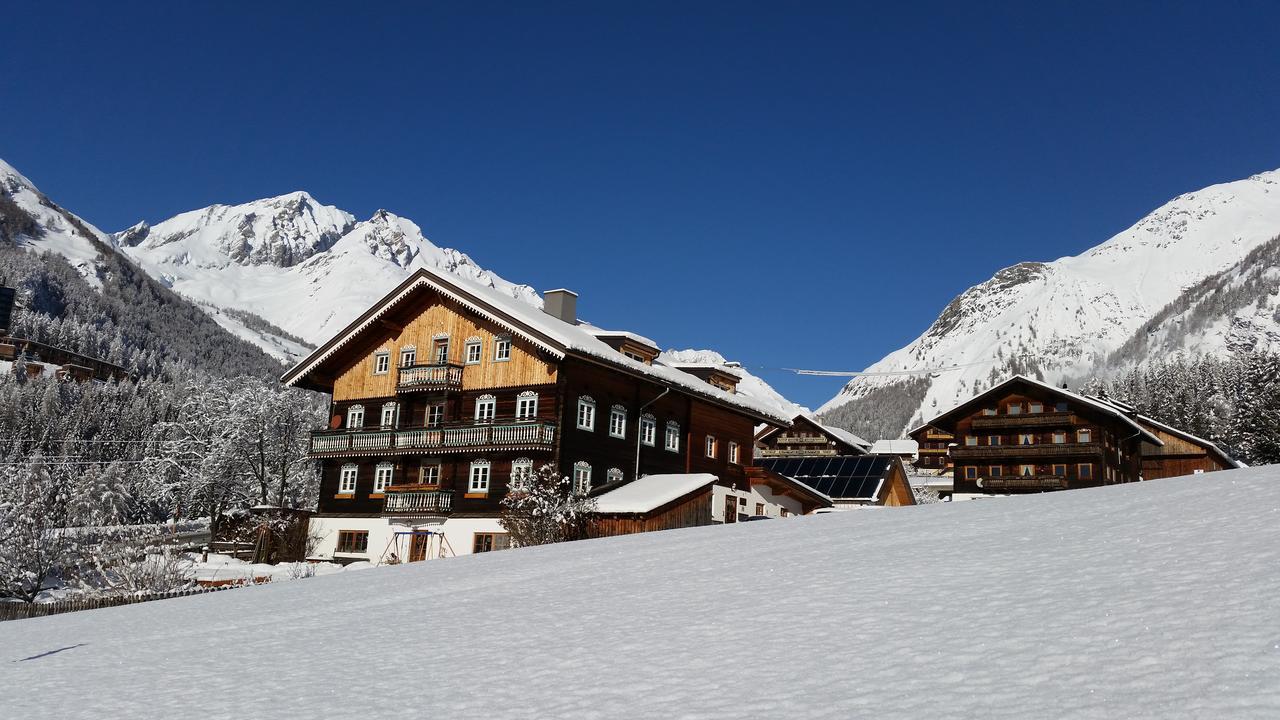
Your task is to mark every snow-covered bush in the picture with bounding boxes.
[499,463,597,547]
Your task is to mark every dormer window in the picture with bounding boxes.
[623,350,646,363]
[373,351,390,375]
[494,335,512,362]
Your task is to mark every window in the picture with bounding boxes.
[475,394,496,423]
[1019,464,1035,477]
[623,350,646,362]
[469,460,491,494]
[473,533,510,553]
[606,467,623,486]
[965,466,978,479]
[464,337,482,365]
[983,408,997,416]
[336,530,368,554]
[1055,402,1069,412]
[494,335,512,362]
[1078,463,1093,480]
[509,391,537,420]
[419,462,441,486]
[426,403,444,427]
[432,337,450,365]
[347,405,365,429]
[755,503,765,516]
[1018,433,1035,445]
[1052,464,1067,476]
[640,414,656,446]
[1053,432,1067,444]
[665,421,680,452]
[987,435,1002,446]
[1029,402,1044,414]
[373,463,394,493]
[1078,428,1092,443]
[373,351,390,375]
[399,346,416,367]
[705,435,718,459]
[573,462,592,494]
[728,441,740,465]
[1006,404,1022,415]
[577,396,596,431]
[965,435,978,446]
[380,402,398,429]
[338,464,358,494]
[609,405,627,439]
[988,465,1003,477]
[510,458,534,491]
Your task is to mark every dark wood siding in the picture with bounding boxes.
[590,488,715,538]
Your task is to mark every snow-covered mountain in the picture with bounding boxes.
[112,194,542,358]
[0,158,113,286]
[658,348,808,420]
[818,169,1280,439]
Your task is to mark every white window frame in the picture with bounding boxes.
[373,352,390,375]
[1053,432,1067,444]
[606,467,623,486]
[432,337,450,365]
[640,413,656,447]
[494,335,512,362]
[373,463,394,493]
[705,435,718,459]
[475,394,496,423]
[965,435,978,446]
[469,460,492,494]
[577,396,596,431]
[728,440,740,465]
[339,464,358,494]
[510,458,534,491]
[347,405,365,429]
[1078,429,1092,443]
[464,337,483,365]
[573,462,592,494]
[1006,404,1022,415]
[665,421,680,452]
[419,461,441,486]
[516,391,538,420]
[609,405,627,439]
[426,403,444,427]
[399,346,416,367]
[1029,402,1044,414]
[380,402,398,429]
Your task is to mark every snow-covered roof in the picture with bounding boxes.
[919,375,1164,446]
[593,473,720,514]
[580,325,659,350]
[282,266,791,423]
[817,421,873,450]
[1091,401,1245,468]
[870,439,919,456]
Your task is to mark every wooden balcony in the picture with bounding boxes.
[309,420,557,457]
[970,412,1077,430]
[397,363,464,393]
[951,442,1100,460]
[977,475,1069,491]
[383,488,454,516]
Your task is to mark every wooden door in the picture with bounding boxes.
[724,496,737,524]
[409,533,430,562]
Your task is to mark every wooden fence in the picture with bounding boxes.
[0,586,230,623]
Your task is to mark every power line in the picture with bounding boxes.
[772,354,1042,378]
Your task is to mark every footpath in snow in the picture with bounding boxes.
[2,467,1279,718]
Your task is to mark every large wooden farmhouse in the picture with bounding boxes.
[920,375,1167,495]
[282,267,793,562]
[755,414,871,457]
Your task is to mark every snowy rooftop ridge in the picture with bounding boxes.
[593,473,719,513]
[6,466,1279,717]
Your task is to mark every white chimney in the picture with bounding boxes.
[543,289,578,324]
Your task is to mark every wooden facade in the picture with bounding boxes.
[909,424,954,473]
[284,268,784,547]
[924,377,1160,495]
[1136,418,1238,480]
[590,486,716,539]
[756,415,867,458]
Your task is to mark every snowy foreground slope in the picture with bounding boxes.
[5,468,1280,718]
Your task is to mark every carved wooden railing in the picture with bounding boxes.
[310,421,557,456]
[382,489,454,515]
[970,412,1077,430]
[396,363,464,392]
[951,443,1101,460]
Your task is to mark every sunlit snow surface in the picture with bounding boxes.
[4,467,1280,718]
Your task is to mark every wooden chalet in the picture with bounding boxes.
[281,267,792,562]
[909,424,954,474]
[922,375,1163,495]
[755,414,871,458]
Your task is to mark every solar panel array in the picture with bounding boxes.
[759,455,890,500]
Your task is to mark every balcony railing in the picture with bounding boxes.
[397,363,464,392]
[951,442,1101,460]
[970,412,1077,429]
[383,488,454,515]
[309,420,557,456]
[977,475,1069,491]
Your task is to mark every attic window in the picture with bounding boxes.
[623,350,647,363]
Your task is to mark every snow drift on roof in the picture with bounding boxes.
[593,473,719,514]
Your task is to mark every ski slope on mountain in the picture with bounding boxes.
[820,169,1280,437]
[5,466,1278,718]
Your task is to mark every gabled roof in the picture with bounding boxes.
[593,474,720,514]
[756,414,871,452]
[919,375,1164,446]
[1125,411,1245,468]
[869,439,919,456]
[280,267,790,424]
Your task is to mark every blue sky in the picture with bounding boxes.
[3,2,1279,408]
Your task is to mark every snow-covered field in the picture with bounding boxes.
[4,467,1279,718]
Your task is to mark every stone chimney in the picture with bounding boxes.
[543,289,578,325]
